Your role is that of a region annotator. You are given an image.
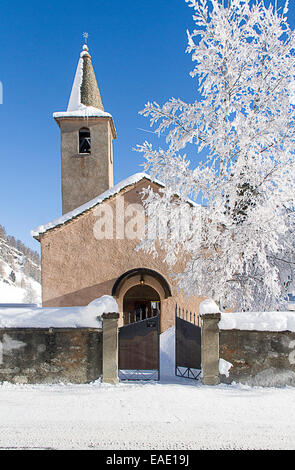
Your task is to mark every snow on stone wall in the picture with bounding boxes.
[219,310,295,333]
[199,299,220,315]
[0,295,118,329]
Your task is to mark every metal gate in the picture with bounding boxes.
[175,305,201,380]
[119,314,160,381]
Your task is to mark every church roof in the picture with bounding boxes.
[53,44,112,120]
[31,173,165,240]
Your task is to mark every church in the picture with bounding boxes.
[32,42,203,332]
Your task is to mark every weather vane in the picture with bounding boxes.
[83,32,88,45]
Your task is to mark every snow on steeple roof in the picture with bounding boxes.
[53,43,111,119]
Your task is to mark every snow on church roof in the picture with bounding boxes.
[31,173,165,238]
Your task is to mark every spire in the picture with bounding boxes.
[53,35,117,140]
[67,38,104,112]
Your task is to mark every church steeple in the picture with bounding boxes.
[67,44,104,112]
[53,38,116,215]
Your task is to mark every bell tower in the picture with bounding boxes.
[54,40,116,215]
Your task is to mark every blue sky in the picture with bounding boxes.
[0,0,294,250]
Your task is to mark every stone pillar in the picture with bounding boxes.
[201,312,221,385]
[102,312,120,384]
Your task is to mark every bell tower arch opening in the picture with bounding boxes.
[79,127,91,154]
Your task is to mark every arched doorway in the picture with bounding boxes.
[112,268,172,329]
[123,284,160,325]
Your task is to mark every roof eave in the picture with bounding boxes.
[53,114,117,139]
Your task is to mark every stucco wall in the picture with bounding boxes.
[219,329,295,387]
[0,328,102,384]
[40,179,204,332]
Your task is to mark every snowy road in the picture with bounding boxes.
[0,379,295,450]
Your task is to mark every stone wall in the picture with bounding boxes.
[0,328,102,384]
[220,329,295,387]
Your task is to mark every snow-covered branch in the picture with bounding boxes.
[136,0,295,310]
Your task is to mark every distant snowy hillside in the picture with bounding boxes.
[0,225,41,304]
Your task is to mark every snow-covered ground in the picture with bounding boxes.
[0,326,294,450]
[0,239,41,304]
[0,328,294,450]
[0,380,295,450]
[0,280,29,303]
[0,277,41,304]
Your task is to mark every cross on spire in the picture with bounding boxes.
[83,32,89,45]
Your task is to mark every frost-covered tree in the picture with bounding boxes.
[0,261,5,279]
[22,280,39,304]
[0,225,6,240]
[137,0,295,310]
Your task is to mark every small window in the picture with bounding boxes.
[79,127,91,154]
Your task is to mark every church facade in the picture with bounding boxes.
[32,43,203,332]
